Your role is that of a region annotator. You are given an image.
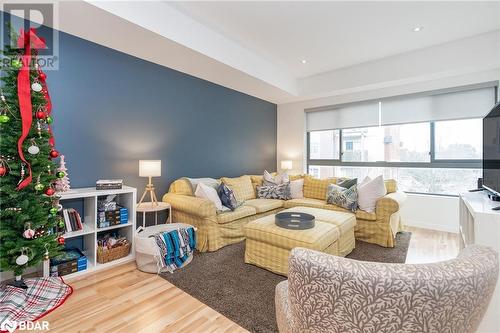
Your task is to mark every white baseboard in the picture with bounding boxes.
[404,219,459,234]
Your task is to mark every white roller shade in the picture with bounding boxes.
[381,87,496,125]
[306,101,379,131]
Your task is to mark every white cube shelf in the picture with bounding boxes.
[58,185,137,280]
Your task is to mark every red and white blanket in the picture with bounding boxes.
[0,277,72,332]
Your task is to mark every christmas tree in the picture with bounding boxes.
[0,28,64,287]
[55,155,70,192]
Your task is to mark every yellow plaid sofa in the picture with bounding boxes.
[163,175,406,252]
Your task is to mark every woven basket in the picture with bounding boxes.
[97,243,131,264]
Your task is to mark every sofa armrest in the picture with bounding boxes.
[375,191,407,217]
[162,193,216,218]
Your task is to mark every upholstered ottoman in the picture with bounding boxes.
[244,206,356,276]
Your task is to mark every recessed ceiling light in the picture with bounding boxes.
[412,26,423,32]
[301,59,307,64]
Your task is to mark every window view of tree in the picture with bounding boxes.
[308,165,481,195]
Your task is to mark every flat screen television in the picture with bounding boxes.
[483,100,500,198]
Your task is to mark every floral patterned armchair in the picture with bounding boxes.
[276,245,498,333]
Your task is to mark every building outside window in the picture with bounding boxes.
[306,85,496,195]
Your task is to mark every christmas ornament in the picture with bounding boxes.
[39,72,47,80]
[17,164,25,185]
[34,174,44,191]
[33,227,46,239]
[28,140,40,155]
[46,116,53,124]
[57,236,65,245]
[56,171,65,178]
[49,207,58,215]
[15,248,31,266]
[45,187,56,196]
[31,81,43,92]
[23,222,35,239]
[12,59,22,69]
[0,159,8,177]
[16,253,29,266]
[49,150,59,158]
[58,219,65,228]
[0,114,9,123]
[43,244,50,278]
[36,110,46,119]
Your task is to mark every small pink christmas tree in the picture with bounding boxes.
[55,155,70,192]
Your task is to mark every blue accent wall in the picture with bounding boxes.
[46,31,277,193]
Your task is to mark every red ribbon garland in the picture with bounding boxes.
[15,28,47,190]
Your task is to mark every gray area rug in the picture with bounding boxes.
[161,231,411,333]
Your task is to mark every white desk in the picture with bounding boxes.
[459,191,500,333]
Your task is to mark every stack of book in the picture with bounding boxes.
[96,179,123,190]
[62,208,83,233]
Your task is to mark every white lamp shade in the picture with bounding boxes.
[139,160,161,177]
[281,160,293,170]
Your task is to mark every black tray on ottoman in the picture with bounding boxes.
[275,212,315,230]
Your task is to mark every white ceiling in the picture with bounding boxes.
[169,1,500,78]
[32,1,500,103]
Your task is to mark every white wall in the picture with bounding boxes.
[277,32,500,233]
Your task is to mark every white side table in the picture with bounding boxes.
[136,202,172,228]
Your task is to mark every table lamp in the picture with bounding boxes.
[138,160,161,207]
[281,160,293,172]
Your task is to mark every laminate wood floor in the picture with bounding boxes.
[30,227,459,333]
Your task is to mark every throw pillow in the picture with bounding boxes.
[221,175,255,201]
[337,178,357,189]
[326,184,358,212]
[290,179,304,199]
[195,183,224,211]
[217,184,241,211]
[263,170,289,186]
[357,175,387,213]
[188,177,220,193]
[257,183,291,200]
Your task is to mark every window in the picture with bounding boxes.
[308,130,340,160]
[308,165,334,179]
[341,127,383,162]
[306,85,495,195]
[434,118,482,160]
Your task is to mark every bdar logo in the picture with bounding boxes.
[0,319,17,333]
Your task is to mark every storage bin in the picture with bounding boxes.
[96,242,131,264]
[135,223,195,273]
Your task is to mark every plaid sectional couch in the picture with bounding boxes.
[162,174,407,252]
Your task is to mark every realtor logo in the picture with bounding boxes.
[1,2,59,70]
[0,319,17,333]
[0,319,49,332]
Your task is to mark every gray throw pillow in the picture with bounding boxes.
[326,184,358,212]
[337,178,357,189]
[257,183,291,200]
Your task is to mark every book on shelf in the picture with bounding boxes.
[61,208,83,233]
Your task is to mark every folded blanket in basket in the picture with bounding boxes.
[153,227,196,273]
